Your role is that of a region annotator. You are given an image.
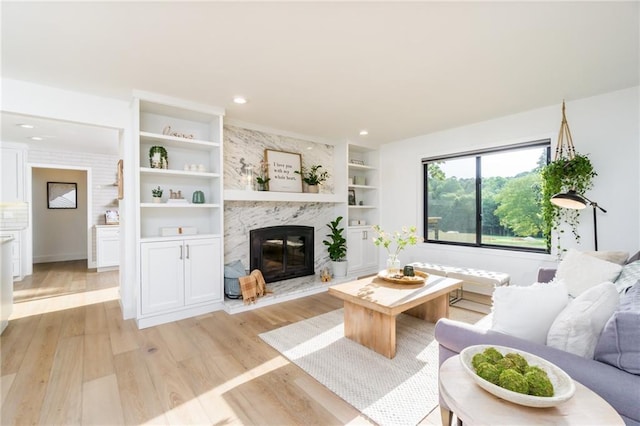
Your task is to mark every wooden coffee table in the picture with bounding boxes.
[438,355,625,426]
[328,274,462,358]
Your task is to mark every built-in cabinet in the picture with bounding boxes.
[1,236,13,334]
[1,143,27,282]
[346,144,379,276]
[140,236,221,316]
[96,225,119,270]
[133,91,225,328]
[346,226,378,274]
[1,146,25,202]
[3,231,22,280]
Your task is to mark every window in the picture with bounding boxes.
[423,140,550,252]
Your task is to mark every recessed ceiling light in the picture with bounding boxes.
[30,136,43,141]
[359,130,369,136]
[233,96,247,104]
[18,123,35,129]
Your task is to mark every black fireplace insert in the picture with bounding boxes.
[250,226,314,283]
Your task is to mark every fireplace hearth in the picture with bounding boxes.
[250,226,315,283]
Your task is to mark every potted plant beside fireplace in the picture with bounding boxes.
[323,216,347,278]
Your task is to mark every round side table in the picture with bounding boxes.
[438,355,624,426]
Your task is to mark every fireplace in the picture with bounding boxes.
[250,226,315,283]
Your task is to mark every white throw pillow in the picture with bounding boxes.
[547,282,619,358]
[491,281,569,345]
[555,249,622,297]
[583,250,629,265]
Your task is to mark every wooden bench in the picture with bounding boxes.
[407,262,510,302]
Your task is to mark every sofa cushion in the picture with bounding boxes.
[555,249,622,297]
[583,250,629,265]
[491,280,568,345]
[547,282,619,358]
[594,280,640,374]
[614,260,640,294]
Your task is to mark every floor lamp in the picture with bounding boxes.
[550,190,607,251]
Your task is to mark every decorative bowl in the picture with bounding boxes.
[377,269,428,284]
[459,344,576,408]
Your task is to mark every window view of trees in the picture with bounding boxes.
[424,142,549,252]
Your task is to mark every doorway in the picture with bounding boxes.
[30,166,89,265]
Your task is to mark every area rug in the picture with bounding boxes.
[259,309,441,426]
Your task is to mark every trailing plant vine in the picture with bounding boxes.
[540,153,596,253]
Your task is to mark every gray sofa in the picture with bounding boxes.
[435,256,640,426]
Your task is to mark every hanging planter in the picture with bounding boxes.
[540,101,597,253]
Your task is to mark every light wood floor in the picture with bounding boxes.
[2,261,486,425]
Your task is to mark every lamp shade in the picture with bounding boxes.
[550,190,588,210]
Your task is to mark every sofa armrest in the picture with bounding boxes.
[537,267,557,283]
[434,318,640,424]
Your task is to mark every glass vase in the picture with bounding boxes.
[386,254,401,274]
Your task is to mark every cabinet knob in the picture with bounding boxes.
[186,244,190,259]
[179,245,183,260]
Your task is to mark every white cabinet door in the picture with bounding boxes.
[347,227,378,274]
[141,240,184,315]
[97,227,119,268]
[1,147,24,202]
[184,237,222,305]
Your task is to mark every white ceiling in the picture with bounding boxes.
[1,1,638,154]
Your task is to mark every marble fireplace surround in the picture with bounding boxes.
[223,124,352,313]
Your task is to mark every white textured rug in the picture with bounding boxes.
[259,309,440,426]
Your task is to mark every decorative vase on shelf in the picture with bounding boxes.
[152,196,162,203]
[386,255,401,274]
[149,146,168,169]
[304,183,319,193]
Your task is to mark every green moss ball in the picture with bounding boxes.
[482,347,504,364]
[476,362,501,385]
[504,353,529,374]
[498,369,529,394]
[525,370,554,397]
[525,365,548,377]
[472,353,490,370]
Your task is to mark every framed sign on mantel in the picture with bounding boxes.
[265,149,302,193]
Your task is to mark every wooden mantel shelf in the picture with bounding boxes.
[224,189,342,203]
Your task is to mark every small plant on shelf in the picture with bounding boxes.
[149,146,168,169]
[255,159,270,191]
[295,165,329,186]
[152,186,163,198]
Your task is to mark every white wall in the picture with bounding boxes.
[32,168,87,262]
[1,78,134,317]
[379,87,640,286]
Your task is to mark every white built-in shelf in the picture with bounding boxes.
[139,131,221,150]
[348,163,376,171]
[140,167,221,178]
[140,203,221,208]
[348,184,377,190]
[348,205,376,209]
[224,189,342,203]
[140,233,222,243]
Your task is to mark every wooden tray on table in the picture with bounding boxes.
[377,270,428,284]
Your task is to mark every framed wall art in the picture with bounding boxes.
[105,210,119,225]
[264,149,302,193]
[47,182,77,209]
[348,189,356,205]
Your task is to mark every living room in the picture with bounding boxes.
[1,2,639,425]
